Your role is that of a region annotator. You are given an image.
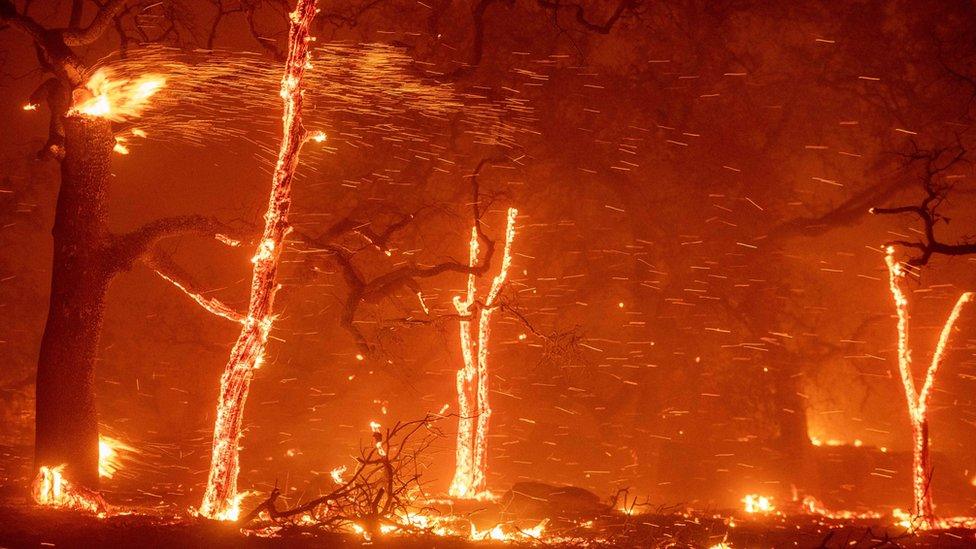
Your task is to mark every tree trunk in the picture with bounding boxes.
[766,367,814,497]
[773,371,809,454]
[912,419,935,525]
[34,116,114,490]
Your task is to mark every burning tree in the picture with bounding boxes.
[882,248,972,528]
[0,0,239,494]
[873,141,975,528]
[450,207,518,500]
[198,0,319,521]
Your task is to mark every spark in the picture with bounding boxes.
[63,43,529,156]
[198,0,319,521]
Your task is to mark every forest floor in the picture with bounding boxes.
[1,504,975,548]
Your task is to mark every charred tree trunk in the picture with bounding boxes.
[770,368,813,494]
[772,371,809,454]
[34,116,114,490]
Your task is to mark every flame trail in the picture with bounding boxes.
[198,0,319,521]
[449,208,518,499]
[884,247,973,529]
[97,435,137,479]
[69,68,166,121]
[66,44,530,157]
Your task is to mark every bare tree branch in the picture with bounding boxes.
[536,0,640,34]
[871,140,975,266]
[107,214,234,272]
[60,0,129,46]
[241,415,443,537]
[0,0,49,48]
[144,247,245,322]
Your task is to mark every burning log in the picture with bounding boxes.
[198,0,319,521]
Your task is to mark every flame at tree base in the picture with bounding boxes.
[32,465,106,514]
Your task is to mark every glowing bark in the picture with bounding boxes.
[153,269,244,323]
[884,248,973,529]
[450,227,480,499]
[449,208,517,499]
[199,0,318,520]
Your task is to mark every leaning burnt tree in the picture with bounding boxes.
[872,141,976,529]
[199,0,319,520]
[0,0,234,492]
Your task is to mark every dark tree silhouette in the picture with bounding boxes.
[1,0,233,490]
[871,140,976,266]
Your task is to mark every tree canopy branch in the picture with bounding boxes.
[59,0,129,46]
[536,0,639,34]
[0,0,48,47]
[107,214,233,272]
[872,141,974,266]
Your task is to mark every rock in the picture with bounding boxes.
[499,481,609,519]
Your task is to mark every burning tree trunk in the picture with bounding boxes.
[33,116,115,490]
[884,247,973,529]
[449,207,517,499]
[199,0,319,521]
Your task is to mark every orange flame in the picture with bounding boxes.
[69,68,166,121]
[32,465,104,513]
[98,435,137,479]
[741,494,774,514]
